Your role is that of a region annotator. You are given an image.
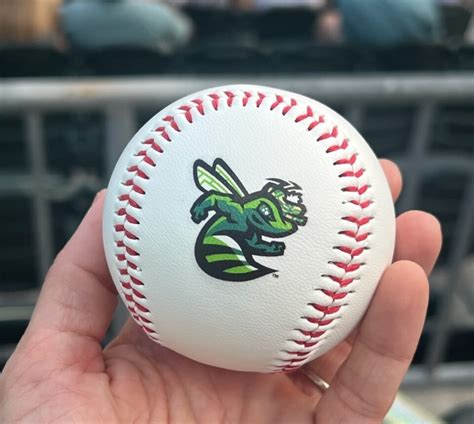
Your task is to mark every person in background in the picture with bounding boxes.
[60,0,193,52]
[239,0,325,10]
[466,16,474,42]
[337,0,441,47]
[0,0,63,47]
[438,0,474,42]
[316,0,343,43]
[167,0,325,10]
[166,0,233,7]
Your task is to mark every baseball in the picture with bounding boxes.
[103,84,395,373]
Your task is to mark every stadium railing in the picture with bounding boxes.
[0,74,473,385]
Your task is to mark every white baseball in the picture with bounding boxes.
[103,84,395,373]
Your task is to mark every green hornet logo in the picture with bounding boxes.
[190,158,307,281]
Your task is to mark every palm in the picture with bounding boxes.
[103,338,318,423]
[0,161,441,423]
[2,330,319,422]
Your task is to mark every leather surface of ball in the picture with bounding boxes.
[103,85,396,372]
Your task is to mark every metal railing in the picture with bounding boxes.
[1,74,473,383]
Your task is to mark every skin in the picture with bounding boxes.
[0,159,442,424]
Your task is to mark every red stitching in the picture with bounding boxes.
[339,168,365,178]
[317,126,338,141]
[350,199,373,209]
[326,138,348,153]
[191,99,205,115]
[336,246,365,257]
[243,91,252,106]
[132,185,145,195]
[126,169,149,180]
[331,262,362,273]
[270,94,283,111]
[295,106,326,131]
[343,216,372,226]
[284,350,312,357]
[125,230,139,240]
[163,115,181,132]
[209,93,220,110]
[295,106,314,122]
[135,303,150,313]
[339,230,371,242]
[298,329,325,338]
[334,153,357,165]
[179,106,193,123]
[293,340,318,348]
[127,260,138,269]
[112,89,374,367]
[282,98,297,115]
[125,246,139,256]
[309,304,341,314]
[224,91,236,106]
[323,289,349,299]
[149,143,163,154]
[304,317,334,326]
[327,275,354,286]
[125,214,139,224]
[342,184,370,195]
[155,127,171,142]
[276,119,372,371]
[130,275,143,286]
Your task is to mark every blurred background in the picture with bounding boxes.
[0,0,473,422]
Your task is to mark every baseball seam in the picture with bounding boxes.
[112,89,374,370]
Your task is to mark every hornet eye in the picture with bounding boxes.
[258,203,275,221]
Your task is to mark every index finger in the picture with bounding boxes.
[27,190,117,344]
[314,261,429,422]
[380,159,402,202]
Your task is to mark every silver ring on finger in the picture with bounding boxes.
[300,366,330,393]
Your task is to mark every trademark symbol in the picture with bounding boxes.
[273,273,279,279]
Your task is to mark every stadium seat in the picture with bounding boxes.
[0,196,37,291]
[51,190,97,254]
[43,112,104,176]
[440,5,472,43]
[356,106,415,156]
[83,46,168,76]
[413,327,474,364]
[0,115,27,171]
[182,6,254,44]
[169,43,268,74]
[418,171,472,265]
[0,46,73,78]
[431,104,474,153]
[266,42,361,73]
[0,320,29,371]
[256,8,318,41]
[373,45,453,71]
[459,45,474,70]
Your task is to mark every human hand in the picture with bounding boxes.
[0,160,441,423]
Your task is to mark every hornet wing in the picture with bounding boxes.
[194,158,248,197]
